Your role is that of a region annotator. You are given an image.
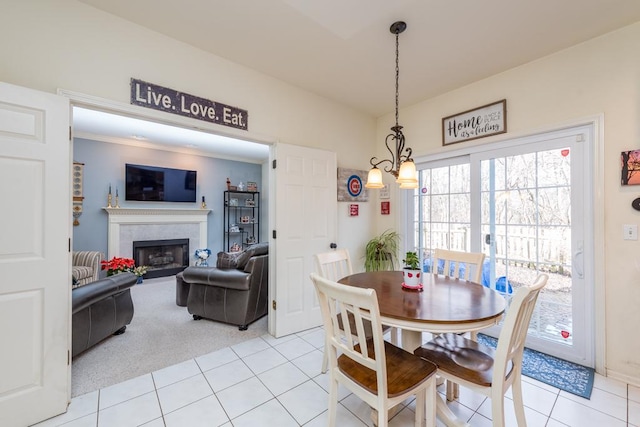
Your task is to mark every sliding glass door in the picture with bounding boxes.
[410,125,594,366]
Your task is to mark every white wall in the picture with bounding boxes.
[0,0,378,266]
[378,21,640,384]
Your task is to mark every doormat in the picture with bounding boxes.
[477,333,595,399]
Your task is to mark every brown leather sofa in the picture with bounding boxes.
[181,242,268,330]
[72,272,136,357]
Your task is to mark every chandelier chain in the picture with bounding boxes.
[394,29,400,128]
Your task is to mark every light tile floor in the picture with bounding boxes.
[34,328,639,427]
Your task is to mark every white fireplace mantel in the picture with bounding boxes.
[103,207,211,259]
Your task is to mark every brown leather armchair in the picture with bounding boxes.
[181,243,268,330]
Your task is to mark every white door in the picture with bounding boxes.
[0,82,71,425]
[271,143,337,337]
[473,127,594,366]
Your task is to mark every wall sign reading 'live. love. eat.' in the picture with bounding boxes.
[442,99,506,145]
[130,78,248,131]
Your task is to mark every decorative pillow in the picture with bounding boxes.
[216,251,244,269]
[249,242,269,256]
[235,242,269,269]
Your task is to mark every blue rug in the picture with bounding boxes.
[477,334,595,399]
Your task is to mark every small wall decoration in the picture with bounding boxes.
[621,149,640,185]
[349,204,359,217]
[381,201,390,215]
[337,168,369,202]
[72,162,84,225]
[379,184,390,200]
[442,99,506,145]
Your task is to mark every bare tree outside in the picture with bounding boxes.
[414,147,575,345]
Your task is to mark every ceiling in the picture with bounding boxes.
[73,107,270,163]
[74,0,640,159]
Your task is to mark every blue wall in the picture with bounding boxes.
[73,138,263,257]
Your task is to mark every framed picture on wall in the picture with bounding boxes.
[621,149,640,185]
[337,168,368,202]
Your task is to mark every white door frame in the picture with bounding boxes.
[408,116,605,374]
[58,89,276,147]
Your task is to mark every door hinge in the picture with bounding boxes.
[68,350,70,365]
[69,126,72,141]
[272,230,276,239]
[68,238,71,252]
[272,300,276,310]
[272,159,277,169]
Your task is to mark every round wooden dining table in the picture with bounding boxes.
[338,270,507,427]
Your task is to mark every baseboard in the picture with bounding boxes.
[606,368,640,388]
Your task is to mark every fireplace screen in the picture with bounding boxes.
[133,238,189,279]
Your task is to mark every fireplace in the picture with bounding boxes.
[133,238,189,279]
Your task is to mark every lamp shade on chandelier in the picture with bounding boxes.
[366,21,418,190]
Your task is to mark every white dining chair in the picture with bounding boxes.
[314,249,395,373]
[414,273,549,427]
[310,272,438,427]
[433,248,485,283]
[432,248,487,399]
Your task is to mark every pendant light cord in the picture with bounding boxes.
[394,29,400,128]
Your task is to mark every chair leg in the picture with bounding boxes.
[446,380,454,401]
[414,389,425,427]
[376,408,388,427]
[512,376,527,427]
[490,391,506,427]
[321,349,328,374]
[328,375,338,426]
[425,378,436,427]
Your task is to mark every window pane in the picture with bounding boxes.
[539,148,571,187]
[505,153,536,190]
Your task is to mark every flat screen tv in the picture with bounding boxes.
[125,163,197,202]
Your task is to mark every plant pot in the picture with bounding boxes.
[403,269,421,288]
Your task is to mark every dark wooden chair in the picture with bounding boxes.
[310,272,437,427]
[414,273,549,427]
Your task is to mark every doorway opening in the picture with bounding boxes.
[69,101,273,396]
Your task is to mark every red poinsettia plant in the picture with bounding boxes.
[101,256,136,276]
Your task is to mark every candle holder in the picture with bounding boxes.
[107,193,113,208]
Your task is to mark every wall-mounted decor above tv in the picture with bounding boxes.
[125,163,197,202]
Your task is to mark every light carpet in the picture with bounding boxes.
[477,333,595,399]
[71,275,268,397]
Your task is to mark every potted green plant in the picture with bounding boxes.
[402,251,422,288]
[364,229,400,272]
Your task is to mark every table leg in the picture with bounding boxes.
[400,329,470,427]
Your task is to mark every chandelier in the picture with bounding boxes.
[365,21,418,190]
